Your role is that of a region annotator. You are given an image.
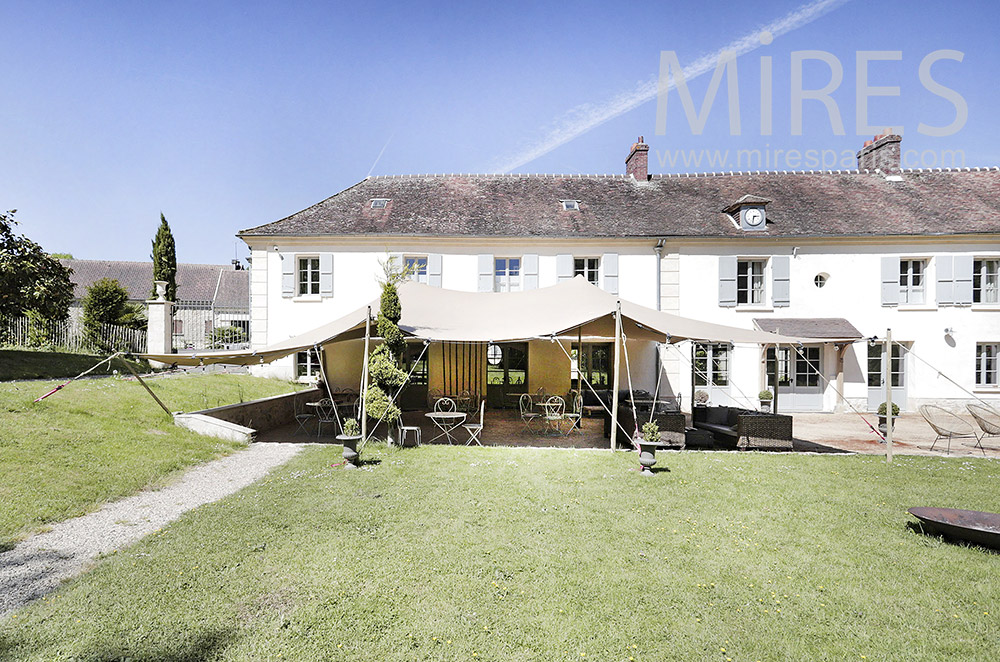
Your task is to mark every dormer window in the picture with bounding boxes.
[561,200,580,211]
[371,198,390,209]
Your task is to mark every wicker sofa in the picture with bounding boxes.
[603,406,686,449]
[692,405,793,451]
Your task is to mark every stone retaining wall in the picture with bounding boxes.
[189,387,321,433]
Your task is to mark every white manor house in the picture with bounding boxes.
[238,134,1000,414]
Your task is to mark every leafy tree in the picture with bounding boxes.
[0,209,74,321]
[151,213,177,301]
[82,278,146,351]
[50,253,73,259]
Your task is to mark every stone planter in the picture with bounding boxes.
[878,416,895,436]
[759,400,772,413]
[337,434,361,469]
[636,437,659,477]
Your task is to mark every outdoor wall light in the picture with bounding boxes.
[867,336,880,347]
[944,327,955,335]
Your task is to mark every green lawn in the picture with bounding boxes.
[2,446,998,660]
[0,373,302,548]
[0,348,149,381]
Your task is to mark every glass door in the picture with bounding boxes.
[867,343,906,411]
[398,343,429,411]
[486,343,528,408]
[766,346,824,411]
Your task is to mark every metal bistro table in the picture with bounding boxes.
[425,411,467,444]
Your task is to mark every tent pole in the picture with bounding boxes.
[610,302,622,451]
[360,306,371,444]
[771,344,779,415]
[884,328,893,465]
[577,326,583,391]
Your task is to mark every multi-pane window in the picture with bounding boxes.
[737,259,766,305]
[898,259,925,304]
[868,343,904,388]
[172,319,183,335]
[794,347,821,387]
[574,257,599,285]
[296,349,321,379]
[974,259,999,304]
[494,257,521,292]
[572,343,612,387]
[298,257,320,295]
[693,343,730,386]
[765,348,792,387]
[976,343,998,387]
[404,256,428,284]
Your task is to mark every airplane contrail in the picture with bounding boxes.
[490,0,851,173]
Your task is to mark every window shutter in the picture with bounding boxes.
[477,254,494,292]
[880,256,899,306]
[936,256,954,306]
[772,256,790,307]
[954,255,974,305]
[522,254,539,290]
[602,253,619,295]
[319,253,334,297]
[718,256,737,307]
[281,253,294,298]
[556,254,573,281]
[427,253,443,288]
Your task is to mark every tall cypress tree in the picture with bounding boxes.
[150,213,177,301]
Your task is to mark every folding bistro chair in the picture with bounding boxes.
[520,393,541,432]
[315,398,342,438]
[293,397,315,436]
[563,392,584,435]
[463,399,486,446]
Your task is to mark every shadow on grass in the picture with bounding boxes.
[0,627,235,661]
[905,521,1000,555]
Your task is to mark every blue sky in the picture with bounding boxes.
[2,0,998,264]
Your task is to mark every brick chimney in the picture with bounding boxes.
[626,136,650,181]
[856,130,902,173]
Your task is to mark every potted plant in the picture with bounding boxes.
[636,421,661,477]
[758,389,773,413]
[694,390,710,407]
[338,418,362,469]
[877,402,900,435]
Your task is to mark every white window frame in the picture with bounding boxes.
[693,343,730,387]
[899,258,926,305]
[297,255,320,296]
[494,257,522,292]
[296,349,321,381]
[561,200,580,211]
[574,257,600,285]
[404,255,428,284]
[737,258,767,306]
[976,343,999,387]
[973,258,999,305]
[370,198,390,209]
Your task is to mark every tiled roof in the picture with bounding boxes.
[754,318,863,340]
[60,259,248,307]
[239,168,1000,239]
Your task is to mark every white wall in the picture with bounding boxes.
[672,239,1000,411]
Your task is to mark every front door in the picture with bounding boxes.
[867,342,906,411]
[766,346,824,411]
[572,343,614,392]
[399,343,429,411]
[486,343,528,408]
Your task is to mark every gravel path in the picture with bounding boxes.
[0,442,307,617]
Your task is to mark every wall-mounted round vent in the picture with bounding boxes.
[814,273,829,288]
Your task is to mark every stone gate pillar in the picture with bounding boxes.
[146,280,174,368]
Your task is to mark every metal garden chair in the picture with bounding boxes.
[463,399,486,446]
[315,398,342,438]
[967,403,1000,454]
[563,392,584,435]
[293,396,315,436]
[519,393,541,432]
[919,404,979,455]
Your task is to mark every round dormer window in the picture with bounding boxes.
[814,273,829,288]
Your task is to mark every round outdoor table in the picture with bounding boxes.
[425,411,467,444]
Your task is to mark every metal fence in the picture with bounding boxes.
[171,302,250,351]
[0,316,147,354]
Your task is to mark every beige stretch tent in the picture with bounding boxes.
[142,276,807,366]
